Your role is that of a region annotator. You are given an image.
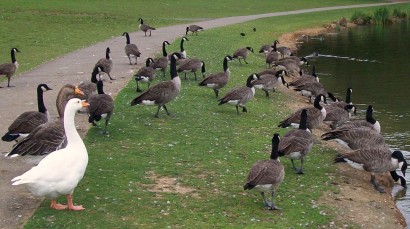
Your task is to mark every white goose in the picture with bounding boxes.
[11,98,90,211]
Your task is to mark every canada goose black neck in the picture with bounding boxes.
[366,105,376,124]
[275,70,287,85]
[170,53,180,79]
[272,40,279,50]
[37,84,51,114]
[246,74,257,88]
[180,37,188,52]
[96,80,105,94]
[11,48,19,63]
[346,87,352,103]
[246,47,253,52]
[185,27,189,35]
[223,56,231,72]
[270,134,280,160]
[313,94,325,110]
[162,41,169,57]
[299,109,308,130]
[139,18,143,24]
[392,150,408,176]
[145,58,153,67]
[123,32,131,44]
[201,61,206,75]
[91,66,100,84]
[105,47,110,60]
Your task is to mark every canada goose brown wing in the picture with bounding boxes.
[258,44,271,53]
[177,58,201,71]
[140,24,156,32]
[322,127,385,150]
[338,147,392,172]
[125,44,141,57]
[233,48,247,58]
[136,66,155,78]
[0,63,16,75]
[279,107,323,129]
[7,112,48,135]
[252,74,273,86]
[151,57,167,70]
[266,51,280,63]
[7,119,67,157]
[87,94,114,115]
[95,59,112,73]
[219,86,249,102]
[199,72,228,88]
[246,160,284,186]
[323,106,350,122]
[135,81,176,103]
[279,130,313,156]
[337,120,375,131]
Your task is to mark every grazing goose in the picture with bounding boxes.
[322,126,386,150]
[12,98,90,210]
[218,73,259,114]
[252,70,288,97]
[6,85,84,157]
[87,78,114,134]
[334,147,408,193]
[151,41,171,77]
[139,18,156,36]
[265,46,281,68]
[77,66,100,101]
[177,58,206,81]
[198,55,233,98]
[278,94,327,131]
[278,109,313,174]
[288,66,318,87]
[122,32,141,65]
[293,81,327,102]
[232,47,254,65]
[259,40,279,56]
[243,133,285,210]
[135,58,155,92]
[0,48,20,87]
[335,105,380,133]
[131,53,182,118]
[323,104,356,129]
[95,47,114,80]
[186,25,203,36]
[2,84,52,142]
[327,87,353,108]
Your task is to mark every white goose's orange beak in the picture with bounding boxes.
[82,101,90,107]
[75,86,85,96]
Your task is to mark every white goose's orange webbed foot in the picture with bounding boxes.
[67,194,85,211]
[50,199,67,210]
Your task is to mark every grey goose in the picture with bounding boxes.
[323,104,356,129]
[278,109,313,174]
[2,84,52,142]
[6,85,84,157]
[151,41,171,77]
[0,48,20,87]
[232,47,254,65]
[87,78,114,134]
[243,133,285,210]
[135,58,155,92]
[186,25,203,36]
[322,126,385,150]
[334,105,380,133]
[131,53,182,118]
[252,70,288,97]
[278,94,327,131]
[95,47,114,80]
[77,66,100,101]
[122,32,141,65]
[177,58,206,81]
[259,40,279,56]
[218,73,259,114]
[335,147,407,193]
[139,18,156,36]
[198,55,233,98]
[265,45,281,68]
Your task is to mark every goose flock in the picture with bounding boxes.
[1,18,407,214]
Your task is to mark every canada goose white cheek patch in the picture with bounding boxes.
[141,100,156,105]
[227,100,240,105]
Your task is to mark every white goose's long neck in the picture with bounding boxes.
[63,108,82,144]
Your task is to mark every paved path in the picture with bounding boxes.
[0,2,404,228]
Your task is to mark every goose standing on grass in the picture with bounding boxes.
[266,45,281,68]
[244,133,285,210]
[77,66,100,101]
[11,98,90,210]
[322,126,386,150]
[131,53,182,118]
[122,32,141,65]
[278,94,327,131]
[177,58,206,81]
[95,47,114,80]
[151,41,171,77]
[259,40,279,57]
[139,18,156,36]
[0,48,20,88]
[87,78,114,134]
[278,109,313,174]
[186,25,203,36]
[252,70,288,97]
[232,47,254,65]
[218,73,259,114]
[323,104,356,129]
[135,58,155,92]
[6,85,84,157]
[334,147,408,193]
[334,105,380,133]
[198,55,233,98]
[2,84,52,142]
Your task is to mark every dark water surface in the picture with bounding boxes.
[297,22,410,225]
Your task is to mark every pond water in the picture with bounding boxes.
[296,21,410,225]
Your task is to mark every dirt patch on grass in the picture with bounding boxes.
[144,171,198,197]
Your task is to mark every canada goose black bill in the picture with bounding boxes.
[0,48,20,87]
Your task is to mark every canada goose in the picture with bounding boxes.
[335,147,408,193]
[151,41,171,77]
[139,18,156,36]
[278,109,313,174]
[95,47,114,80]
[278,94,327,131]
[252,70,288,97]
[259,40,279,56]
[122,32,141,65]
[12,98,90,210]
[240,33,246,37]
[288,66,318,87]
[135,58,155,92]
[186,25,203,36]
[131,53,181,118]
[232,47,254,65]
[177,58,206,81]
[169,37,189,60]
[282,56,309,66]
[6,85,84,157]
[327,87,353,109]
[77,66,100,101]
[323,104,356,129]
[2,84,52,142]
[322,126,386,150]
[0,48,20,87]
[335,105,380,133]
[218,73,259,114]
[198,55,233,98]
[276,45,292,57]
[293,81,327,102]
[266,46,281,68]
[87,79,114,134]
[243,133,285,210]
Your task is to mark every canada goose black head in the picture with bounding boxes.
[270,133,280,160]
[246,47,254,53]
[314,94,326,109]
[145,58,154,67]
[139,18,143,24]
[91,66,102,83]
[11,48,20,63]
[299,109,308,130]
[12,48,20,53]
[122,32,131,44]
[300,57,309,66]
[365,105,376,124]
[275,70,288,87]
[39,84,52,92]
[392,151,408,177]
[346,87,353,103]
[246,73,259,88]
[327,92,340,102]
[105,47,111,59]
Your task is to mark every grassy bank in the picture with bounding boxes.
[22,3,410,228]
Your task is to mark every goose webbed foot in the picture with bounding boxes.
[295,168,304,174]
[50,199,67,210]
[268,204,281,210]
